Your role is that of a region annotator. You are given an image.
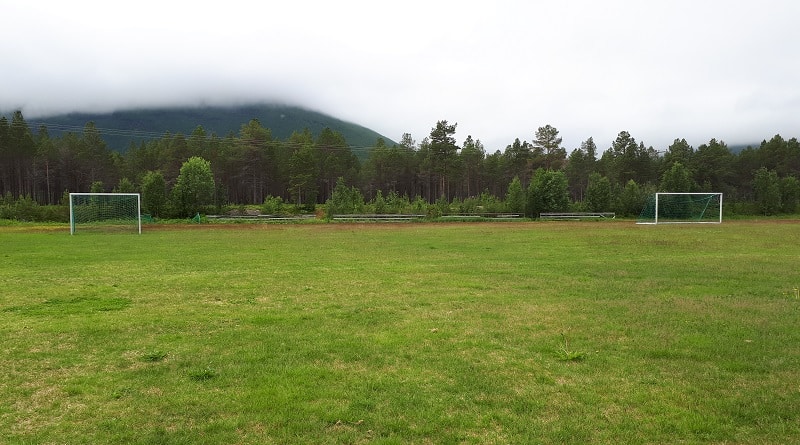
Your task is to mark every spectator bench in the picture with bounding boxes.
[539,212,615,220]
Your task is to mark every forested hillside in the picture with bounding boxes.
[0,109,798,220]
[24,104,395,157]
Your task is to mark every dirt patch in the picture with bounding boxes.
[3,218,796,234]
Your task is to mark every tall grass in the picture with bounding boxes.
[1,221,798,444]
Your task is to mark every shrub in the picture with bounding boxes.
[386,191,411,214]
[0,195,68,222]
[262,195,285,215]
[325,177,364,218]
[373,190,386,214]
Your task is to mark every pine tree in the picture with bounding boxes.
[428,120,458,200]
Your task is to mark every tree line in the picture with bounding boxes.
[1,110,799,220]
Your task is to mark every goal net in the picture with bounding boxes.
[69,193,142,234]
[636,193,722,224]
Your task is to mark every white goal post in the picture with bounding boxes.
[69,193,142,234]
[636,192,722,225]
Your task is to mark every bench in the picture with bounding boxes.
[539,212,615,220]
[439,213,522,220]
[332,214,425,222]
[206,214,316,221]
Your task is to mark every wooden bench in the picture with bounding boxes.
[439,213,522,220]
[206,214,316,221]
[332,214,425,221]
[539,212,615,220]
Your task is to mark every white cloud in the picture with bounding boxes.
[2,0,800,151]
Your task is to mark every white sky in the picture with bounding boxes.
[2,0,800,152]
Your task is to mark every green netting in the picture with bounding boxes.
[70,193,141,234]
[637,193,721,224]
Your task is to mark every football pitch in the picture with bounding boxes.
[1,221,799,444]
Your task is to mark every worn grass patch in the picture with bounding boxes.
[1,220,799,444]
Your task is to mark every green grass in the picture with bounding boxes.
[1,221,799,444]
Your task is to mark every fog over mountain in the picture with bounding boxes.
[3,1,800,151]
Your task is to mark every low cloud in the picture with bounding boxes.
[3,1,799,152]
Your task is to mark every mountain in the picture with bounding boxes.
[28,104,396,156]
[727,143,759,154]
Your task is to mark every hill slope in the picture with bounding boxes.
[31,104,396,154]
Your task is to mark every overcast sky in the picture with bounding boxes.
[2,0,800,152]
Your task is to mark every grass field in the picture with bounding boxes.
[1,220,799,444]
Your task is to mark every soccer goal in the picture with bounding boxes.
[636,192,722,224]
[69,193,142,234]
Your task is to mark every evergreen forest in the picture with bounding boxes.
[1,109,799,220]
